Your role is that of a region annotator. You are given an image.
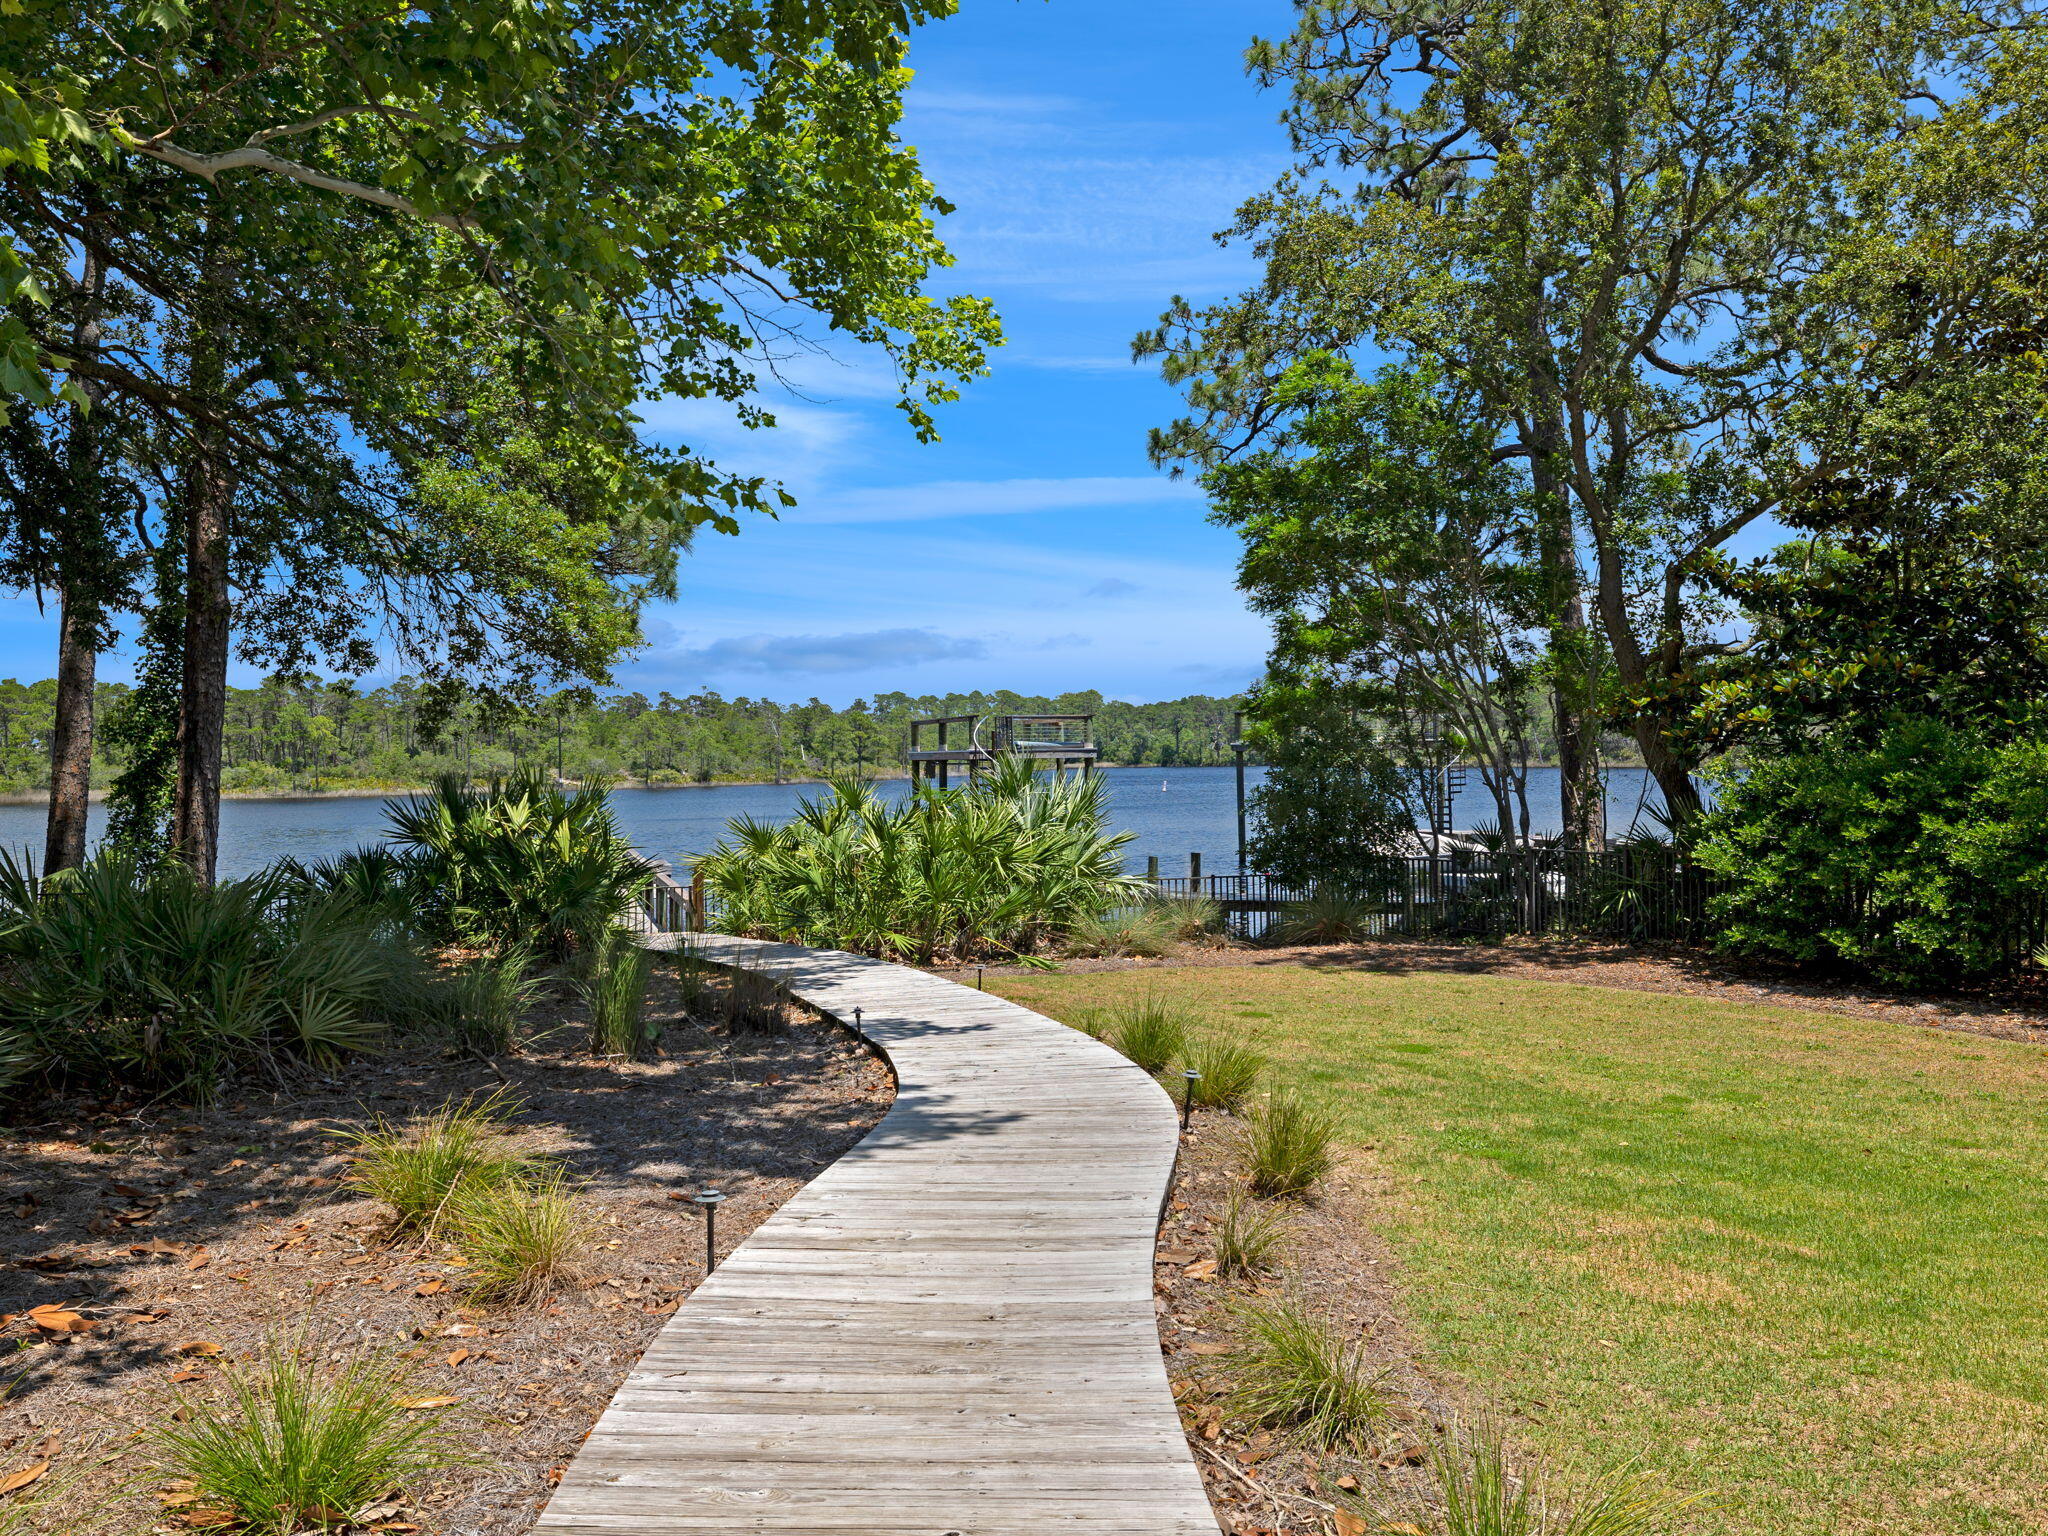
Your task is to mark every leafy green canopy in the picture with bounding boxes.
[1243,682,1412,892]
[1209,358,1547,839]
[698,755,1141,963]
[1141,0,2048,815]
[2,0,998,525]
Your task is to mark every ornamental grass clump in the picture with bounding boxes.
[1242,1091,1338,1198]
[449,1166,596,1304]
[1107,994,1189,1074]
[1358,1419,1699,1536]
[1269,890,1386,945]
[696,754,1140,963]
[1224,1294,1388,1451]
[1182,1037,1267,1107]
[580,925,655,1056]
[447,948,543,1056]
[148,1334,464,1535]
[340,1093,537,1240]
[1213,1188,1290,1278]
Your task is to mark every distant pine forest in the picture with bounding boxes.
[0,678,1254,795]
[0,677,1643,796]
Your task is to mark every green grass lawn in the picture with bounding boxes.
[992,962,2048,1535]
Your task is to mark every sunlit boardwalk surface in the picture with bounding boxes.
[536,932,1215,1536]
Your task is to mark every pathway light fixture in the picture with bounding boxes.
[693,1186,726,1274]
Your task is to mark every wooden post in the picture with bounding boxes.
[1189,852,1201,893]
[1146,855,1159,885]
[688,868,707,933]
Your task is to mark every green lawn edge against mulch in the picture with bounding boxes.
[992,963,2048,1536]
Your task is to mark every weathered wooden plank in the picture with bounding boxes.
[535,934,1214,1536]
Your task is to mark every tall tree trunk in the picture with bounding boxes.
[171,442,232,882]
[44,593,97,872]
[44,250,110,873]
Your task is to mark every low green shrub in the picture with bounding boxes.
[1242,1091,1337,1198]
[340,1094,537,1239]
[1692,720,2048,985]
[1062,904,1183,959]
[1356,1418,1698,1535]
[1213,1189,1289,1278]
[1269,890,1386,945]
[1182,1037,1266,1107]
[0,852,416,1099]
[1224,1294,1388,1451]
[697,755,1140,963]
[369,772,651,960]
[450,1167,595,1303]
[148,1334,464,1535]
[1107,995,1189,1074]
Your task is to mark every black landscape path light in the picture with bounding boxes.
[693,1186,726,1274]
[1181,1069,1201,1132]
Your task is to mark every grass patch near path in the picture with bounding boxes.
[995,963,2048,1536]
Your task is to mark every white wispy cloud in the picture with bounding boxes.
[668,627,988,675]
[784,475,1200,525]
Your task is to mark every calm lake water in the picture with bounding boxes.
[0,766,1675,880]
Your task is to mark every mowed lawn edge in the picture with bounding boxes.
[991,961,2048,1536]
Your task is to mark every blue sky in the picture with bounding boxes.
[629,0,1298,706]
[0,1,1294,702]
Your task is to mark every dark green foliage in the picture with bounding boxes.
[1692,720,2048,984]
[1245,686,1412,891]
[1679,494,2048,761]
[349,772,651,961]
[0,852,420,1097]
[699,755,1140,963]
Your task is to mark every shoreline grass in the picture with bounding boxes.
[994,962,2048,1535]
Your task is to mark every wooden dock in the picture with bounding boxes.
[535,933,1216,1536]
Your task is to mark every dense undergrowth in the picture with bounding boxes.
[697,755,1147,963]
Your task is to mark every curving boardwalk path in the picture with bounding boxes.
[536,934,1216,1536]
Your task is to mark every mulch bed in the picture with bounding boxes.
[960,935,2048,1047]
[0,964,894,1536]
[1158,1113,1458,1536]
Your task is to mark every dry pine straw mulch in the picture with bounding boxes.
[0,963,895,1536]
[1157,1111,1464,1536]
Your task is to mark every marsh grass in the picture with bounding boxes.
[1360,1420,1699,1536]
[448,948,543,1055]
[449,1166,596,1303]
[1182,1037,1267,1107]
[148,1334,464,1534]
[1107,995,1189,1073]
[339,1093,536,1240]
[1213,1188,1290,1277]
[1242,1090,1338,1198]
[581,926,655,1057]
[1062,904,1184,959]
[1224,1293,1388,1451]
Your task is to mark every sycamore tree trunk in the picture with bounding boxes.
[44,249,108,875]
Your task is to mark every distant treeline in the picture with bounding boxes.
[0,678,1253,794]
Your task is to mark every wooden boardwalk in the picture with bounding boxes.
[535,934,1217,1536]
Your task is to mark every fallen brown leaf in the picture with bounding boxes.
[0,1462,48,1495]
[393,1395,458,1410]
[24,1305,91,1334]
[174,1341,223,1357]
